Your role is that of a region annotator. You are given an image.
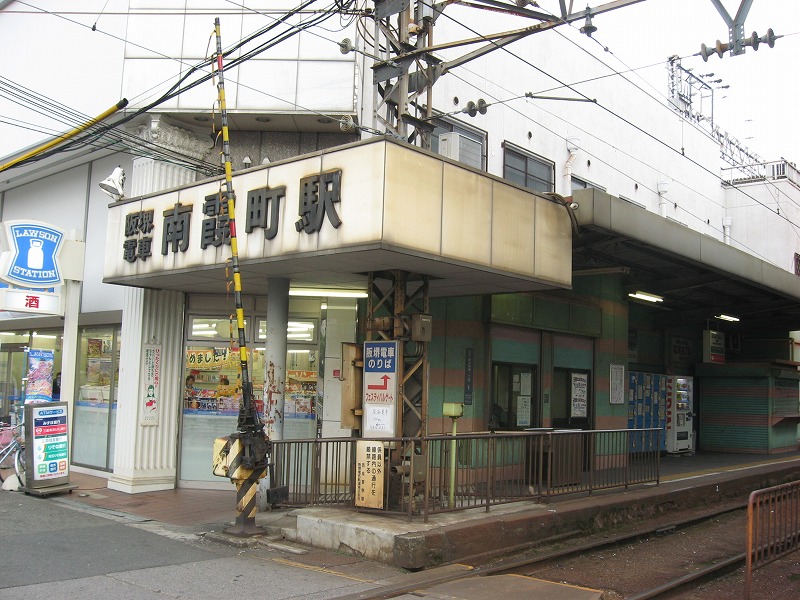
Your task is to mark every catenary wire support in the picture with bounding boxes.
[213,17,269,536]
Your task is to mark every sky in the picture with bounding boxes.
[0,0,797,164]
[570,0,800,163]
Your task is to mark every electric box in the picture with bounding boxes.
[411,313,432,342]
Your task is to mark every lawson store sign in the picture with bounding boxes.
[0,220,66,316]
[0,220,65,288]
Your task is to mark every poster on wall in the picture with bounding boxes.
[140,343,161,426]
[571,372,588,418]
[26,349,55,403]
[610,364,625,405]
[516,395,531,427]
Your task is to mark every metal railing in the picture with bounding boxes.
[745,480,800,599]
[269,428,661,522]
[722,159,800,187]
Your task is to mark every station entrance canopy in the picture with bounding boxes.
[103,138,572,297]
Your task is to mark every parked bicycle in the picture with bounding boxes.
[0,409,26,487]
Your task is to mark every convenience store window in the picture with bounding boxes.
[72,325,121,470]
[0,329,63,420]
[179,312,321,484]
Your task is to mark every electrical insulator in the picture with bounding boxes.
[463,99,488,118]
[699,40,730,62]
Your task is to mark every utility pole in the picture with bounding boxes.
[369,0,647,149]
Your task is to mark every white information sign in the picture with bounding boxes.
[362,341,398,438]
[571,372,588,418]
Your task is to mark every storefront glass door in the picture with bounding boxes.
[72,326,121,470]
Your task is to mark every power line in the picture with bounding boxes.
[429,6,800,234]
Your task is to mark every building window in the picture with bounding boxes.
[503,145,554,193]
[571,176,605,192]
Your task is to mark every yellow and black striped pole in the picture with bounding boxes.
[213,17,269,536]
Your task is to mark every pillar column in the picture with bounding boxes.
[108,115,210,493]
[264,277,289,442]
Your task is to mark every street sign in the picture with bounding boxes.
[362,341,398,438]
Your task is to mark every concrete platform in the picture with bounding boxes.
[276,451,800,569]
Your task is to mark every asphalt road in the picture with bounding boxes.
[0,490,399,599]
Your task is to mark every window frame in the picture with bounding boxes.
[502,142,555,193]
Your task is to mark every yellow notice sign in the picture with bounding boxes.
[355,440,384,509]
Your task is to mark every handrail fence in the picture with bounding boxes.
[269,428,660,522]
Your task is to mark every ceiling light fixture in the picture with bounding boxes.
[715,314,740,322]
[289,289,367,298]
[628,291,663,303]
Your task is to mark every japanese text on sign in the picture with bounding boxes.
[355,440,384,509]
[120,171,342,264]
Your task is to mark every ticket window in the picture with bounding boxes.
[491,363,538,431]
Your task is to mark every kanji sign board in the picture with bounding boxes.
[362,341,398,438]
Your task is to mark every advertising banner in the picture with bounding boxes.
[26,349,55,402]
[140,343,161,426]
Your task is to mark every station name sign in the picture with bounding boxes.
[119,170,342,264]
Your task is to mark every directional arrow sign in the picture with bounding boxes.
[362,341,399,438]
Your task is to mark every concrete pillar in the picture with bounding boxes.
[264,277,289,441]
[109,115,209,493]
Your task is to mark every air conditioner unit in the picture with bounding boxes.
[437,133,483,170]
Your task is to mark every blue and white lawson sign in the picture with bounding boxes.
[1,221,65,288]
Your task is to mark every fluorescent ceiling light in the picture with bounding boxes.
[715,314,740,322]
[628,291,663,303]
[287,349,311,354]
[289,288,367,298]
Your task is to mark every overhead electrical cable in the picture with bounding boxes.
[431,6,800,233]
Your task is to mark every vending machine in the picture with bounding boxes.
[665,376,694,454]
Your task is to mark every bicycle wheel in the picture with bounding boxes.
[14,446,26,488]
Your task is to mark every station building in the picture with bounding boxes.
[1,2,799,493]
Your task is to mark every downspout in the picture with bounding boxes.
[722,216,732,244]
[564,137,580,192]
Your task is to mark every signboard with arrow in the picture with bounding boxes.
[362,341,399,438]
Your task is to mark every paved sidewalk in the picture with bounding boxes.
[56,472,239,528]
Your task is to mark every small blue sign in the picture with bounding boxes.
[364,341,397,373]
[5,222,64,288]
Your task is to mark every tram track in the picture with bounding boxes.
[332,501,752,600]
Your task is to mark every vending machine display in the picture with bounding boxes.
[666,376,694,454]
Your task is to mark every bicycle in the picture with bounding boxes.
[0,412,26,487]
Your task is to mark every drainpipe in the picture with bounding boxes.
[723,216,732,244]
[657,181,669,217]
[564,137,580,192]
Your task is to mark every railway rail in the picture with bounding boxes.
[332,501,781,600]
